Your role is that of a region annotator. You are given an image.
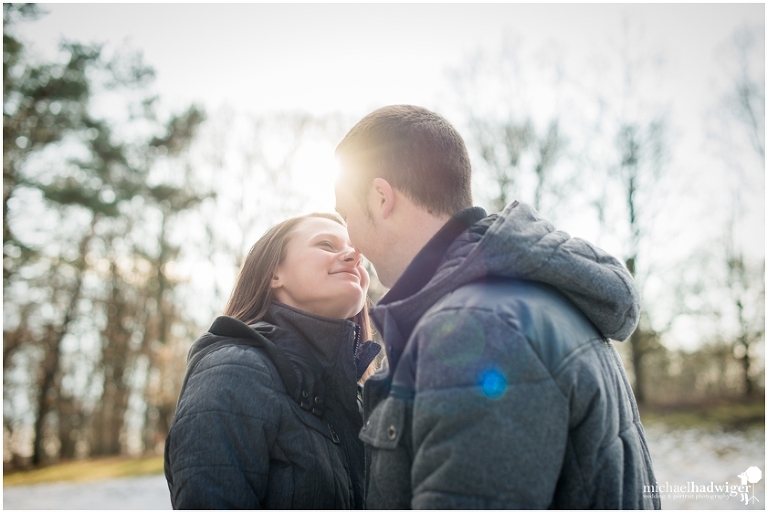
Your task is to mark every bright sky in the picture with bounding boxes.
[19,3,760,117]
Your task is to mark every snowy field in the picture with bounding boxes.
[4,423,764,510]
[4,474,171,510]
[644,423,765,510]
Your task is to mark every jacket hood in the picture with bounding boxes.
[374,201,640,344]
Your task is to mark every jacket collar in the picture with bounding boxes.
[372,207,487,370]
[264,301,381,379]
[201,302,379,417]
[264,302,380,416]
[264,302,359,371]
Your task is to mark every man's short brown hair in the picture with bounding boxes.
[335,105,472,216]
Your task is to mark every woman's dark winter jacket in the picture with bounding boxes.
[360,202,660,509]
[164,302,380,509]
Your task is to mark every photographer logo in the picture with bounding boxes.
[643,466,762,506]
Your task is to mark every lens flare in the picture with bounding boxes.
[429,315,485,368]
[478,368,507,400]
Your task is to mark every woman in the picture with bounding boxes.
[164,213,380,509]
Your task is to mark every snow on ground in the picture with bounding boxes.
[3,474,171,510]
[3,423,764,510]
[644,423,765,510]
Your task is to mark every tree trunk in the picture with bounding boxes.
[90,361,129,457]
[140,211,174,454]
[90,255,136,457]
[32,326,60,466]
[30,224,95,465]
[57,395,81,460]
[739,337,753,397]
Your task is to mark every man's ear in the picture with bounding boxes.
[371,178,395,219]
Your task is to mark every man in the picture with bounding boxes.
[334,105,660,509]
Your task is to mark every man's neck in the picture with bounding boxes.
[380,206,488,304]
[403,210,451,265]
[389,209,450,284]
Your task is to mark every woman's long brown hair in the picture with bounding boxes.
[223,212,372,342]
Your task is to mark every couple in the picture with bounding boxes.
[164,105,660,509]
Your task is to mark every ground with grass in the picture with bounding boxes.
[3,454,164,487]
[639,396,765,431]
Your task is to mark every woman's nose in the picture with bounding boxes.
[342,247,362,264]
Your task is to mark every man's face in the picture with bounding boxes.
[334,181,377,255]
[334,179,384,278]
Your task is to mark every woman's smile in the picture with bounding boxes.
[272,217,369,319]
[330,268,361,281]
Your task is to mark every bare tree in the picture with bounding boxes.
[724,231,765,396]
[707,23,766,397]
[614,119,671,404]
[565,15,676,404]
[448,35,569,216]
[531,120,566,212]
[468,116,534,212]
[724,26,765,161]
[137,164,210,455]
[31,220,96,464]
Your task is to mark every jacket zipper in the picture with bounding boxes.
[353,324,361,357]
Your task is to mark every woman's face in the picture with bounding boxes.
[271,217,370,319]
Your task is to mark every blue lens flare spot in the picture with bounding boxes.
[478,368,507,400]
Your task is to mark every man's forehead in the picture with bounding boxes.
[334,180,355,204]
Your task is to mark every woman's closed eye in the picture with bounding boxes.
[318,240,336,250]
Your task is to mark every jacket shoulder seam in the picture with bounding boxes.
[418,305,568,400]
[550,336,607,378]
[425,288,609,384]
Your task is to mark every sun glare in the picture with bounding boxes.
[291,139,340,214]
